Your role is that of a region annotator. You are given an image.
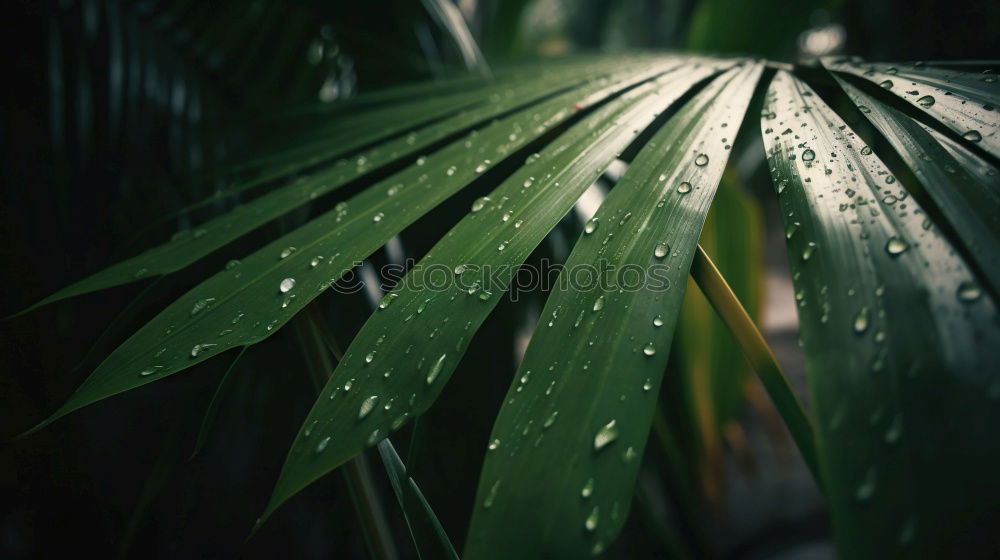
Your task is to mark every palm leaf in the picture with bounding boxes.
[823,57,999,158]
[25,56,685,433]
[462,62,763,558]
[260,58,734,522]
[831,76,1000,293]
[25,59,638,311]
[762,69,1000,556]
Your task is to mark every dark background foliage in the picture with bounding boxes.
[1,0,997,558]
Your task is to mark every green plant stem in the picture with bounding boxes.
[294,305,398,560]
[689,244,823,487]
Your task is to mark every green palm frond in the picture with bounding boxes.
[16,47,1000,559]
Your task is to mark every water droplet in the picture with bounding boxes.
[777,179,788,194]
[279,278,296,293]
[962,130,982,143]
[310,256,324,268]
[860,146,872,155]
[488,438,500,451]
[365,351,376,364]
[642,378,652,391]
[879,79,893,89]
[543,411,559,428]
[446,165,456,176]
[593,296,605,312]
[280,247,296,259]
[802,149,816,162]
[190,297,215,316]
[916,95,935,107]
[372,212,384,223]
[139,366,162,377]
[623,446,638,462]
[475,160,491,173]
[358,395,378,419]
[594,420,619,451]
[853,307,870,334]
[471,196,490,213]
[225,259,241,270]
[501,211,512,222]
[802,242,817,261]
[652,315,664,327]
[581,478,594,498]
[694,154,709,166]
[856,466,877,501]
[378,293,398,309]
[190,343,217,358]
[584,218,599,234]
[677,181,692,194]
[956,281,982,302]
[426,354,446,385]
[523,177,534,188]
[885,237,909,256]
[642,342,656,356]
[304,420,317,437]
[585,506,599,532]
[483,479,500,509]
[316,436,331,454]
[653,242,670,258]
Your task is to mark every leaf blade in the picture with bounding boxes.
[763,70,1000,557]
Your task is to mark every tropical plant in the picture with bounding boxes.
[5,1,999,559]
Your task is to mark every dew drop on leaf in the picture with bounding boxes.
[471,196,490,213]
[483,480,501,509]
[279,278,296,293]
[885,237,909,256]
[280,246,296,259]
[677,181,692,194]
[652,315,664,327]
[642,342,656,356]
[853,307,870,335]
[426,354,446,385]
[962,130,982,143]
[653,242,670,258]
[802,149,816,162]
[190,343,217,358]
[581,478,594,498]
[916,95,935,107]
[378,293,398,309]
[190,297,215,316]
[584,218,599,234]
[315,436,331,455]
[956,281,982,302]
[594,419,619,451]
[358,395,378,420]
[694,154,709,166]
[585,506,599,532]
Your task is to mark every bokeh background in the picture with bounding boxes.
[2,0,998,558]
